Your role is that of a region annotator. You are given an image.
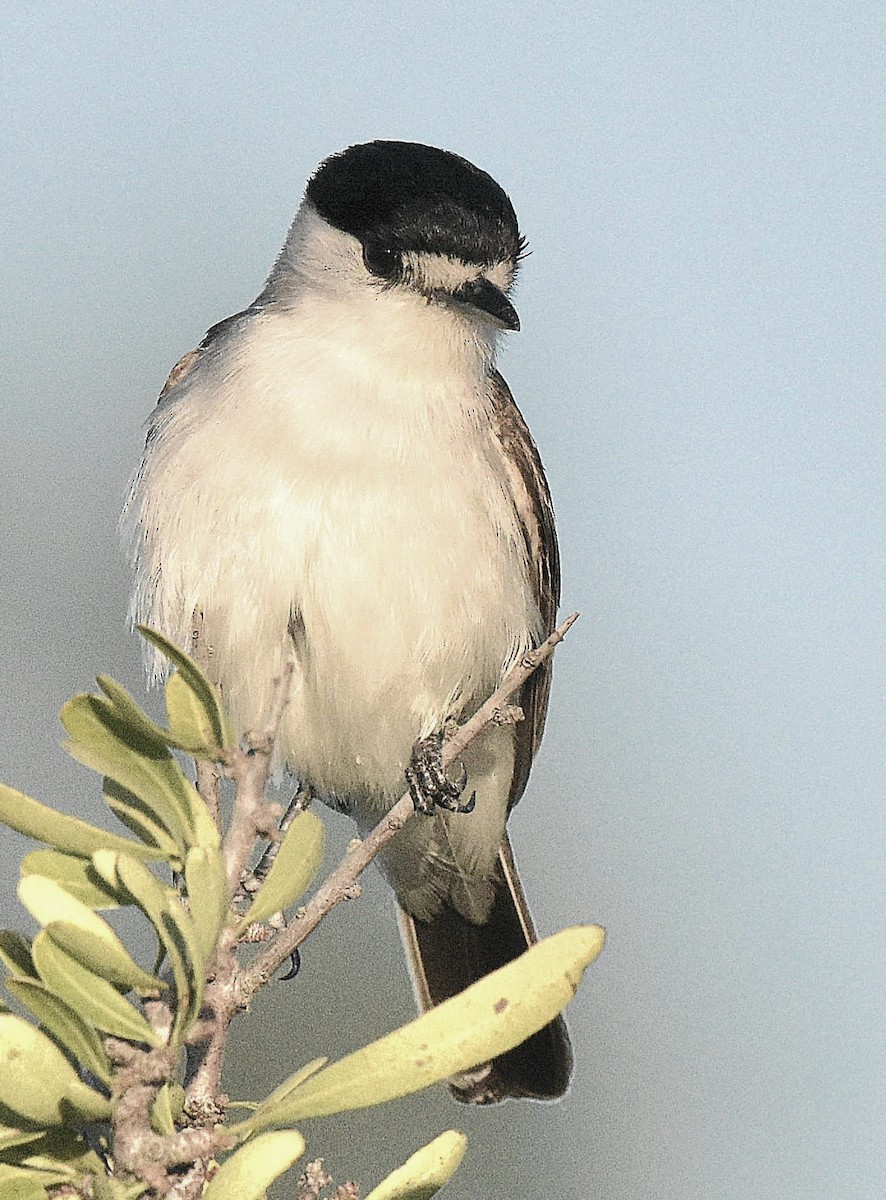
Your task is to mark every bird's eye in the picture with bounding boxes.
[362,243,401,279]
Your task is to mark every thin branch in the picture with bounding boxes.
[440,610,579,765]
[221,657,295,892]
[237,613,579,999]
[191,612,221,828]
[186,656,295,1113]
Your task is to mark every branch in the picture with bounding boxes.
[191,611,221,829]
[237,613,579,1000]
[185,656,295,1112]
[221,657,295,892]
[108,1040,229,1193]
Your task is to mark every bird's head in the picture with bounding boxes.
[265,140,525,337]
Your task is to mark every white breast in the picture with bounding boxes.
[126,297,541,805]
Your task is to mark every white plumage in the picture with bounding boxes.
[124,204,542,921]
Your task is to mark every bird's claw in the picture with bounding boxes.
[279,948,301,981]
[406,734,474,815]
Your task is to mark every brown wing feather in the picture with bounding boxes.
[487,370,560,809]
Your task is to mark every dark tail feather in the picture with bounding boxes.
[397,835,573,1104]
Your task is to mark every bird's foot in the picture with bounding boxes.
[406,733,475,815]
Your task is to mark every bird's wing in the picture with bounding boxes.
[487,370,561,810]
[154,309,259,405]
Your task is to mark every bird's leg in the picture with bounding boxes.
[405,732,475,815]
[249,783,315,885]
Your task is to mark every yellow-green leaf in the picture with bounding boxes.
[18,875,161,994]
[46,923,163,994]
[92,1176,151,1200]
[239,925,604,1129]
[4,977,111,1084]
[0,1165,53,1197]
[60,695,189,846]
[103,779,183,859]
[20,850,122,909]
[0,784,168,864]
[0,1126,45,1153]
[6,1126,106,1177]
[94,675,170,750]
[237,811,324,932]
[106,853,205,1041]
[364,1131,468,1200]
[60,693,208,852]
[31,932,160,1046]
[165,671,222,756]
[0,1013,111,1125]
[0,931,35,979]
[201,1131,306,1200]
[245,1057,328,1118]
[150,1082,185,1135]
[138,625,233,752]
[184,845,230,962]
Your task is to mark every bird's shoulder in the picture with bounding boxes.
[155,307,260,404]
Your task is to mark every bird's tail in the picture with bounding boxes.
[396,834,573,1103]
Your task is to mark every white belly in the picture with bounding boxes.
[281,435,534,801]
[129,309,540,807]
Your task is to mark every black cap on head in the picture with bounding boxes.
[306,141,522,267]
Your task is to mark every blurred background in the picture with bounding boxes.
[2,4,883,1196]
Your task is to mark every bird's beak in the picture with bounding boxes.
[454,276,520,331]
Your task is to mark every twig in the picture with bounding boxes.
[236,613,579,999]
[296,1159,359,1200]
[190,612,221,828]
[220,657,295,891]
[186,656,295,1112]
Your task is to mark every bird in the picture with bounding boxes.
[123,140,571,1103]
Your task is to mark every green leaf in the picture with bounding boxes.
[150,1082,184,1135]
[20,850,122,909]
[0,1012,111,1125]
[364,1130,468,1200]
[239,925,605,1130]
[0,783,168,864]
[0,1165,52,1198]
[103,779,183,859]
[60,693,198,853]
[164,671,223,756]
[92,1176,152,1200]
[103,852,205,1042]
[201,1131,306,1200]
[94,675,171,750]
[138,625,233,752]
[184,845,230,962]
[31,932,160,1046]
[46,924,163,995]
[4,977,111,1084]
[18,875,162,994]
[92,673,226,839]
[0,1126,46,1153]
[245,1057,328,1117]
[0,932,35,979]
[6,1127,107,1177]
[237,811,324,932]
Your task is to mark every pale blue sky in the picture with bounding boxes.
[2,4,884,1197]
